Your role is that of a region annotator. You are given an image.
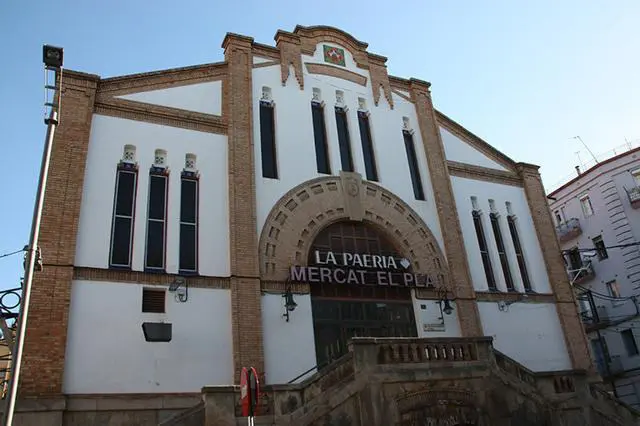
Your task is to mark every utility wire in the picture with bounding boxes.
[0,248,25,260]
[575,284,635,302]
[562,241,640,254]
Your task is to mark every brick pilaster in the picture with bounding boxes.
[274,31,303,89]
[409,78,483,337]
[222,33,264,380]
[21,71,99,395]
[517,163,593,371]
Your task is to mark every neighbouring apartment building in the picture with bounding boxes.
[15,25,638,425]
[548,147,640,410]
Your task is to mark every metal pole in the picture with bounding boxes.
[2,109,58,425]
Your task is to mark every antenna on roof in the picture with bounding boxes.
[572,136,599,164]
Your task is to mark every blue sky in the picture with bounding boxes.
[1,1,639,290]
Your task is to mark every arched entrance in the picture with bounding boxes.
[309,220,418,366]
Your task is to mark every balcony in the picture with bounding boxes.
[556,217,582,243]
[569,260,595,285]
[625,186,640,209]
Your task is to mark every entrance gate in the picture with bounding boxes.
[309,221,418,366]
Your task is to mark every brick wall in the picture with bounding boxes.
[21,72,98,395]
[409,78,483,337]
[517,163,593,371]
[223,34,265,380]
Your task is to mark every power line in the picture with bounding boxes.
[562,241,640,254]
[0,248,25,260]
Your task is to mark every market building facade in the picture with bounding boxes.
[14,25,639,425]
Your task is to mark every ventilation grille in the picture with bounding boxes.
[142,288,165,313]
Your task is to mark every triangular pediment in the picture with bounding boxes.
[115,81,222,116]
[436,111,516,172]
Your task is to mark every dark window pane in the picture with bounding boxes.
[111,217,132,266]
[508,216,532,291]
[358,112,378,181]
[148,175,167,220]
[403,131,424,200]
[146,221,165,268]
[491,213,514,291]
[473,211,496,289]
[180,224,197,271]
[180,179,197,223]
[260,103,278,179]
[312,103,331,174]
[335,108,354,172]
[115,171,136,216]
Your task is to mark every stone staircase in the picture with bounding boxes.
[162,337,640,426]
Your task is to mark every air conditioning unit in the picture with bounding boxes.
[596,306,609,322]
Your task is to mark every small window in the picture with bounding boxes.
[554,211,563,225]
[580,195,594,217]
[632,169,640,187]
[606,280,621,298]
[142,288,165,313]
[593,236,608,260]
[622,329,639,356]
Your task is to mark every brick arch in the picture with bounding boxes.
[258,174,449,284]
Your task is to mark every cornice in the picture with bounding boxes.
[447,161,523,187]
[94,97,227,135]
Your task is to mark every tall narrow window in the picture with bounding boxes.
[606,280,620,298]
[580,195,594,217]
[473,210,496,290]
[507,214,532,292]
[357,111,378,181]
[311,94,331,174]
[260,87,278,179]
[490,213,515,291]
[145,151,168,271]
[335,106,354,172]
[403,130,425,200]
[180,154,199,273]
[109,145,138,268]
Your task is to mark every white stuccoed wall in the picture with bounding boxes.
[440,126,508,171]
[412,296,461,338]
[478,302,571,371]
[75,115,229,276]
[252,42,444,254]
[261,294,317,384]
[116,81,223,116]
[450,176,551,294]
[62,280,233,393]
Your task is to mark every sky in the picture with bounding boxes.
[1,1,639,291]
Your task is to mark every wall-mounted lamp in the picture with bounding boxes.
[169,277,188,303]
[498,294,528,312]
[282,287,297,322]
[436,287,455,323]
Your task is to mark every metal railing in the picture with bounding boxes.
[556,217,582,242]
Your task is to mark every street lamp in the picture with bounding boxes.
[2,45,64,426]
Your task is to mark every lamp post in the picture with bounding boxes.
[2,45,63,426]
